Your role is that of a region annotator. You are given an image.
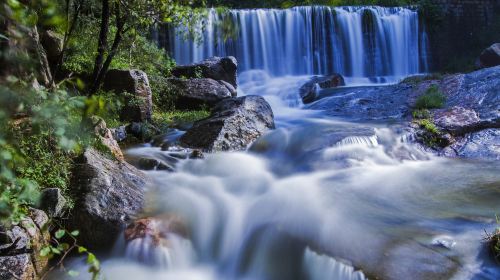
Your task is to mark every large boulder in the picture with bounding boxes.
[0,209,50,280]
[163,77,236,110]
[180,95,275,152]
[299,74,345,104]
[103,69,153,122]
[40,30,63,64]
[68,148,147,250]
[477,43,500,69]
[409,66,500,159]
[172,56,238,88]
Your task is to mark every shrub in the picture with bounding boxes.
[417,118,439,135]
[412,109,431,119]
[64,17,175,78]
[415,85,446,110]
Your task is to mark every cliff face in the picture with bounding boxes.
[427,0,500,72]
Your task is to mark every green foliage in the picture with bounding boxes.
[64,17,176,77]
[150,75,178,112]
[412,109,430,119]
[400,73,443,86]
[414,85,446,110]
[417,118,439,135]
[41,225,100,279]
[152,109,210,133]
[488,215,500,264]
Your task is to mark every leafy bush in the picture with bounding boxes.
[412,109,431,119]
[417,118,439,135]
[64,16,175,78]
[150,75,178,112]
[415,85,446,110]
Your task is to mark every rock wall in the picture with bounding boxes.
[427,0,500,72]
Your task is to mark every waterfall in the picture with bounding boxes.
[158,6,430,80]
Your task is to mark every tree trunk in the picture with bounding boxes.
[89,0,110,94]
[93,27,123,93]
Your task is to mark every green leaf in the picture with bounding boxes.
[55,229,65,239]
[68,270,80,277]
[40,246,51,257]
[87,253,96,264]
[78,246,87,253]
[70,230,79,237]
[51,247,62,254]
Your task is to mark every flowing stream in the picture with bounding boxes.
[73,6,500,280]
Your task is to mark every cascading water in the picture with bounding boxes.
[64,6,500,280]
[157,6,430,81]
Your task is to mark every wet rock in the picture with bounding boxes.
[307,85,414,121]
[449,129,500,160]
[299,74,345,104]
[40,30,63,64]
[123,216,191,268]
[103,69,153,122]
[478,43,500,69]
[91,116,124,161]
[172,56,238,88]
[180,95,275,152]
[189,150,204,159]
[39,188,67,218]
[68,148,147,250]
[137,158,173,171]
[110,125,127,142]
[164,77,235,110]
[433,107,482,135]
[431,235,456,250]
[125,216,188,243]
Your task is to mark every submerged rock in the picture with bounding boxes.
[123,216,191,268]
[68,148,147,250]
[172,56,238,88]
[478,43,500,69]
[299,74,345,104]
[163,77,235,110]
[180,95,275,152]
[103,69,153,122]
[307,85,415,121]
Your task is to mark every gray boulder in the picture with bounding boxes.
[164,77,236,110]
[433,106,483,135]
[299,74,345,104]
[0,209,50,280]
[40,30,63,63]
[172,56,238,88]
[103,69,153,122]
[69,148,147,250]
[478,43,500,68]
[39,188,67,218]
[180,95,275,152]
[445,129,500,160]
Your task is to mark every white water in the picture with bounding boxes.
[158,6,429,81]
[65,6,500,280]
